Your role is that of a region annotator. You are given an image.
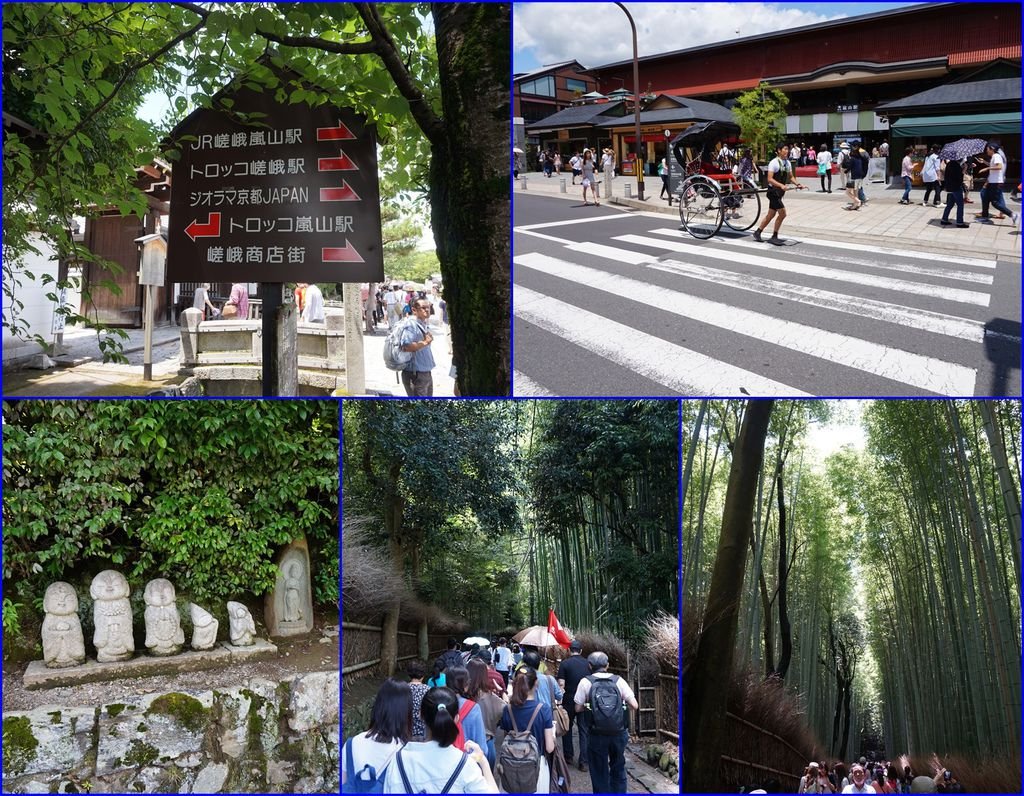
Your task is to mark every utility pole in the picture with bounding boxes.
[615,2,644,200]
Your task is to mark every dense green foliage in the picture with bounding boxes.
[732,82,789,163]
[526,400,679,643]
[2,400,339,637]
[342,400,520,627]
[3,2,510,395]
[684,399,1022,774]
[343,400,679,642]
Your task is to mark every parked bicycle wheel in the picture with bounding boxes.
[679,176,723,239]
[722,188,761,232]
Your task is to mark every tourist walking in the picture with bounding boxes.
[569,152,582,185]
[574,651,637,794]
[976,141,1020,225]
[446,665,489,754]
[898,146,915,204]
[816,143,833,193]
[398,298,435,397]
[224,282,249,320]
[299,282,324,323]
[556,639,591,771]
[580,149,599,206]
[939,157,968,228]
[498,668,555,793]
[383,686,498,793]
[659,156,670,200]
[601,147,615,198]
[494,637,513,687]
[842,764,875,794]
[921,145,942,206]
[342,678,409,791]
[467,658,505,771]
[553,152,562,176]
[407,659,431,742]
[753,142,806,244]
[855,142,870,204]
[192,283,217,320]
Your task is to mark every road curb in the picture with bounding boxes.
[605,196,1022,264]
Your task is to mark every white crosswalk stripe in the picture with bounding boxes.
[515,253,977,395]
[516,286,812,396]
[514,226,1011,396]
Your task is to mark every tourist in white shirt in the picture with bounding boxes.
[342,678,409,790]
[383,686,498,794]
[976,140,1019,225]
[842,764,875,794]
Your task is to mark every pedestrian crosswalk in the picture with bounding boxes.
[513,225,1016,396]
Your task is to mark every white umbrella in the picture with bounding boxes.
[463,636,490,647]
[512,147,524,155]
[402,281,419,291]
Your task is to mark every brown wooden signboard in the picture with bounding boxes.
[166,85,384,283]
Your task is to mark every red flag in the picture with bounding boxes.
[547,609,572,649]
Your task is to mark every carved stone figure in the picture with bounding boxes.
[189,603,219,650]
[227,601,256,646]
[91,570,134,662]
[144,578,184,656]
[284,562,302,623]
[264,539,314,637]
[41,582,86,668]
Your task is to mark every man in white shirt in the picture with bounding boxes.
[842,764,874,794]
[574,651,638,794]
[299,283,324,323]
[976,141,1019,225]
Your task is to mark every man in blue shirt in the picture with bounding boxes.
[399,299,435,396]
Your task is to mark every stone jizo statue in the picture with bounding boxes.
[227,601,256,646]
[283,562,303,623]
[144,578,184,656]
[189,603,219,650]
[91,570,135,662]
[42,581,86,669]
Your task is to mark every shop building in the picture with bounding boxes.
[523,3,1019,177]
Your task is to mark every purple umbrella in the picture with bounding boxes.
[938,138,987,162]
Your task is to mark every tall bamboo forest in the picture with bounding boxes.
[683,399,1022,793]
[342,399,678,653]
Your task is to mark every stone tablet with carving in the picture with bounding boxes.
[227,601,256,646]
[91,570,135,662]
[264,538,314,637]
[189,603,219,650]
[144,578,184,656]
[41,582,86,668]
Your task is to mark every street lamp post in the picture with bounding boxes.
[615,1,644,200]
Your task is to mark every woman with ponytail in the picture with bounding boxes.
[383,686,498,793]
[498,667,555,792]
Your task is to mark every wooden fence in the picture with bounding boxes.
[342,620,449,679]
[717,711,807,790]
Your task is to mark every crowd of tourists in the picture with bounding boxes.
[742,756,964,794]
[342,636,639,794]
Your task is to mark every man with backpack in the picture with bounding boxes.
[397,298,435,396]
[573,651,639,793]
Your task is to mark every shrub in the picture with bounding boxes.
[2,400,339,638]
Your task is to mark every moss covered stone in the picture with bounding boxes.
[136,723,147,733]
[145,693,207,733]
[48,711,62,725]
[2,716,39,775]
[106,704,127,717]
[122,739,159,768]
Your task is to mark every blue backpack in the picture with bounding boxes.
[343,738,398,793]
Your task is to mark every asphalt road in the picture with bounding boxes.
[513,193,1021,397]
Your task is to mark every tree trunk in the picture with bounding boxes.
[418,619,429,662]
[684,399,774,793]
[774,471,793,681]
[431,3,510,396]
[978,400,1022,574]
[380,601,400,677]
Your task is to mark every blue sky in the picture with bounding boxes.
[514,2,923,73]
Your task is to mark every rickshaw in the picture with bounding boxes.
[670,120,762,239]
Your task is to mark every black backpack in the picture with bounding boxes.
[586,675,626,735]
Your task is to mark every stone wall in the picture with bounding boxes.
[2,670,338,794]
